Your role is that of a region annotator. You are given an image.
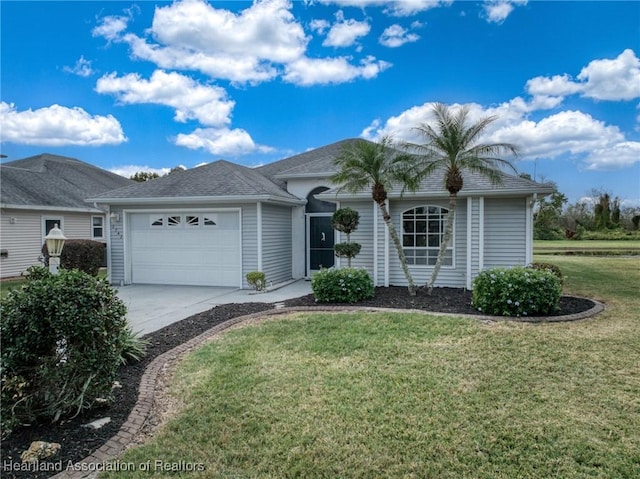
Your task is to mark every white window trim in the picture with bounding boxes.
[401,205,455,268]
[91,215,105,239]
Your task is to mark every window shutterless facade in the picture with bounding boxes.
[402,206,453,266]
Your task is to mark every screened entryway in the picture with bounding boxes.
[305,187,336,275]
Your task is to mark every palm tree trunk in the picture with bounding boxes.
[377,202,417,296]
[427,193,457,294]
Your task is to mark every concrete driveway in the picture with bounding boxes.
[116,280,311,335]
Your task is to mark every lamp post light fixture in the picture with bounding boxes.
[45,223,66,274]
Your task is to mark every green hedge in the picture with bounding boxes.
[472,266,562,317]
[42,239,105,276]
[311,267,374,304]
[1,267,127,437]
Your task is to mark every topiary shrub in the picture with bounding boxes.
[471,266,562,317]
[1,266,127,437]
[332,207,362,267]
[246,271,267,291]
[528,262,564,283]
[42,239,105,276]
[311,267,374,304]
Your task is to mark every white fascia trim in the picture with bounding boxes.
[1,203,103,213]
[525,196,533,265]
[106,206,112,284]
[257,201,263,272]
[479,197,484,272]
[384,199,389,287]
[335,201,341,268]
[466,197,473,290]
[274,172,333,180]
[88,195,305,207]
[373,200,378,285]
[317,188,555,202]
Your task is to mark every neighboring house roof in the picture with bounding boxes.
[0,153,133,212]
[89,159,304,205]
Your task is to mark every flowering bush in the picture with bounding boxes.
[528,262,564,283]
[311,267,374,304]
[471,266,562,317]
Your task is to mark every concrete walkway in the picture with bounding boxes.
[116,280,312,334]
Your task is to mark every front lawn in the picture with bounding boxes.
[102,257,639,478]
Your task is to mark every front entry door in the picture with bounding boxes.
[307,215,335,275]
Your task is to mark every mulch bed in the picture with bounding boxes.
[1,288,596,479]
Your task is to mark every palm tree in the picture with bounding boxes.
[330,137,420,296]
[405,103,519,293]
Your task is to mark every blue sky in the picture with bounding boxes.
[2,0,639,206]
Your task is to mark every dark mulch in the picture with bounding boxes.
[1,288,596,479]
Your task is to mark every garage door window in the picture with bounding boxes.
[150,214,218,228]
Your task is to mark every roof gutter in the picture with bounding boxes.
[86,194,307,207]
[316,187,555,202]
[1,203,104,213]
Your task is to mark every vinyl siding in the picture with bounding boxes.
[0,209,105,278]
[261,203,292,285]
[484,197,527,268]
[388,199,467,288]
[340,200,374,272]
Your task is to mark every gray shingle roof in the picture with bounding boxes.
[256,138,364,186]
[1,153,133,210]
[89,160,302,203]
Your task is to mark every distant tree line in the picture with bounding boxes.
[530,178,640,240]
[130,166,186,182]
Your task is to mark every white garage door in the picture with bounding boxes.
[129,211,241,287]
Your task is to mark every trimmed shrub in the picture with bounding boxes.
[528,262,564,283]
[42,239,105,276]
[334,242,362,261]
[332,207,362,267]
[311,267,374,304]
[472,266,562,317]
[1,266,127,436]
[246,271,267,291]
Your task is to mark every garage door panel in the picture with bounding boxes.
[129,212,241,287]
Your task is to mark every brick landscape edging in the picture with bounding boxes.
[50,298,605,478]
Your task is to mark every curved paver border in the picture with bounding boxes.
[51,297,605,478]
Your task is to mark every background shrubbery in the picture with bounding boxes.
[472,266,562,317]
[311,267,374,304]
[1,267,128,437]
[42,239,105,276]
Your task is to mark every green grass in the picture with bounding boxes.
[535,239,640,255]
[102,257,640,479]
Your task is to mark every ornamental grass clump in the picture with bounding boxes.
[311,267,374,304]
[472,266,562,317]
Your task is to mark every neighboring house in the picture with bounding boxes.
[89,139,554,290]
[0,153,134,278]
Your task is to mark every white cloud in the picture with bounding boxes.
[309,18,330,34]
[0,101,126,146]
[175,127,274,156]
[318,0,452,17]
[583,142,640,171]
[361,101,639,171]
[527,49,640,103]
[93,0,390,87]
[96,70,234,127]
[323,11,371,48]
[482,0,527,24]
[577,49,640,101]
[63,56,95,77]
[283,55,391,85]
[379,24,420,47]
[92,14,130,42]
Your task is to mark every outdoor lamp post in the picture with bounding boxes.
[45,223,66,274]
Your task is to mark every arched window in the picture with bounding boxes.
[402,206,453,266]
[305,187,336,213]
